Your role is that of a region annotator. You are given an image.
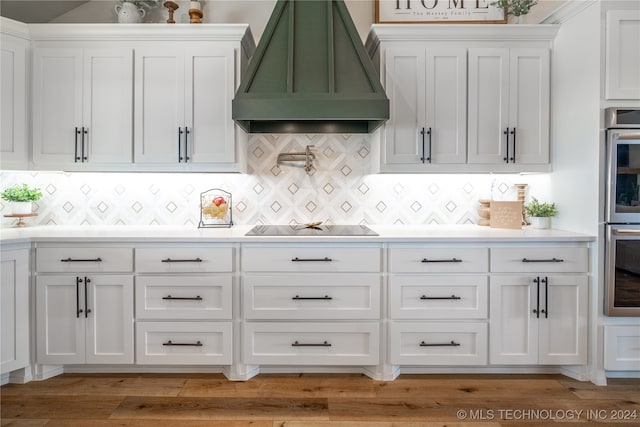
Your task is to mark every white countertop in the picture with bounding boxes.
[0,224,595,244]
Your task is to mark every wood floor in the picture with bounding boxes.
[1,373,639,426]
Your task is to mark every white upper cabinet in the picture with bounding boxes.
[384,47,466,168]
[134,45,236,168]
[1,27,29,170]
[605,10,640,100]
[468,47,550,165]
[367,25,557,173]
[32,46,133,170]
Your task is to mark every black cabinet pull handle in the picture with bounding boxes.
[426,127,432,163]
[178,127,184,162]
[163,340,203,347]
[421,258,462,263]
[420,127,426,163]
[184,127,190,162]
[61,257,103,263]
[84,276,91,318]
[533,277,540,318]
[82,127,88,161]
[510,127,516,163]
[162,295,203,301]
[541,276,548,318]
[420,340,460,347]
[503,127,510,163]
[291,257,332,262]
[292,295,333,300]
[161,258,203,263]
[76,276,83,318]
[74,127,81,162]
[420,294,461,300]
[291,341,331,347]
[522,258,564,263]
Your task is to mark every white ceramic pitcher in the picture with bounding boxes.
[115,2,146,23]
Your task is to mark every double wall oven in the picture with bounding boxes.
[604,107,640,316]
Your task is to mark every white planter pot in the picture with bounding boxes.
[530,217,551,229]
[11,201,33,215]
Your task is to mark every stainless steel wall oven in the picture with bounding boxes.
[604,107,640,316]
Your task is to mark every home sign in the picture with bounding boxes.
[375,0,507,23]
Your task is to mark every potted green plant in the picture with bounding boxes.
[1,183,43,215]
[491,0,538,23]
[524,197,558,229]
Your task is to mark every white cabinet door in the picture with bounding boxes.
[383,47,466,168]
[538,275,587,365]
[33,46,133,168]
[134,47,185,164]
[82,48,133,164]
[186,47,235,164]
[0,249,29,374]
[468,48,549,165]
[85,275,134,364]
[32,47,83,166]
[489,275,538,365]
[1,34,28,169]
[606,10,640,100]
[36,275,85,365]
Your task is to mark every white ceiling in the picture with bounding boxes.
[1,1,90,23]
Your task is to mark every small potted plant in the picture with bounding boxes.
[491,0,538,23]
[1,183,43,215]
[524,197,558,229]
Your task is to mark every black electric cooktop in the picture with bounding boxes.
[245,224,378,236]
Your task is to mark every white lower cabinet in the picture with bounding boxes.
[243,322,379,366]
[1,247,30,376]
[36,274,134,364]
[136,321,232,365]
[604,325,640,371]
[389,322,487,365]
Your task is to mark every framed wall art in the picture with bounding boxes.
[375,0,507,24]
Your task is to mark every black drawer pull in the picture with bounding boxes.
[61,257,102,262]
[291,257,332,262]
[163,340,203,347]
[522,258,564,263]
[421,258,462,263]
[291,340,332,347]
[420,340,461,347]
[292,295,333,300]
[162,295,203,301]
[161,258,203,263]
[420,294,461,300]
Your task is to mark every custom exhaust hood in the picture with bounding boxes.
[232,0,389,134]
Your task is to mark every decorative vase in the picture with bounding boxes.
[115,2,146,23]
[530,217,551,230]
[11,201,33,215]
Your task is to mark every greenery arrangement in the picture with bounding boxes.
[121,0,160,9]
[524,197,558,218]
[1,184,43,202]
[491,0,538,17]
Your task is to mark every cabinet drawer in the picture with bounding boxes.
[135,247,232,273]
[389,248,488,273]
[604,325,640,371]
[243,274,380,320]
[242,246,380,272]
[491,247,588,273]
[243,322,379,365]
[389,322,488,365]
[136,276,232,320]
[389,275,488,319]
[135,321,231,365]
[37,247,133,273]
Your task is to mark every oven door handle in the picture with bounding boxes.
[613,229,640,236]
[613,132,640,140]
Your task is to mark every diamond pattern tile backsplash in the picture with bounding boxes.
[1,134,550,227]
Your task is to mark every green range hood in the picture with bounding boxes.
[232,0,389,134]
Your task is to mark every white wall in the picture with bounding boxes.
[549,2,601,235]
